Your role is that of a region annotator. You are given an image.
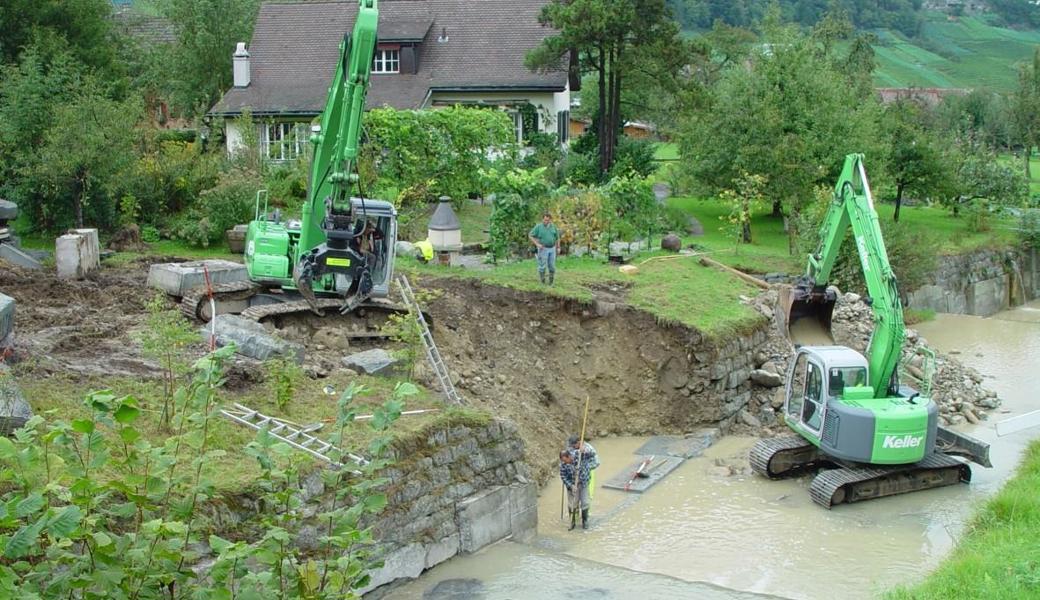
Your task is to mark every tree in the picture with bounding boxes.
[882,99,947,222]
[1011,48,1040,180]
[0,0,118,72]
[32,80,142,230]
[948,145,1029,232]
[678,10,879,253]
[527,0,684,176]
[159,0,261,116]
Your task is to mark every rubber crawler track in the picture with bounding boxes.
[749,435,821,478]
[809,453,970,509]
[180,281,260,322]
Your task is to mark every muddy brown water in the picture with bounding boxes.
[393,301,1040,600]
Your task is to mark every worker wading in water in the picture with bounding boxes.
[559,447,594,530]
[568,434,599,495]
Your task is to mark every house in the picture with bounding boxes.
[208,0,571,161]
[876,87,970,108]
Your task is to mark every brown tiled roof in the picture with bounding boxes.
[111,10,177,45]
[210,0,566,117]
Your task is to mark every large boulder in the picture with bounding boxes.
[395,240,416,257]
[205,314,304,363]
[750,369,784,388]
[661,234,682,252]
[0,365,32,435]
[342,348,401,376]
[0,199,17,221]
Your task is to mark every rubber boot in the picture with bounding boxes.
[539,271,546,284]
[548,271,555,285]
[581,509,589,529]
[569,510,577,531]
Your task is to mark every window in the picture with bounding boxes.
[828,367,868,398]
[557,109,570,144]
[510,111,523,143]
[787,353,807,420]
[260,122,309,162]
[373,48,400,74]
[802,361,824,432]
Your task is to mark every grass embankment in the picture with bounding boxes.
[886,440,1040,600]
[15,368,452,494]
[402,251,765,339]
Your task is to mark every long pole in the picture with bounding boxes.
[570,395,592,525]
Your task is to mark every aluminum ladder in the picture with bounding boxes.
[397,275,463,405]
[220,402,368,473]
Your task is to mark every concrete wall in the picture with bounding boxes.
[907,247,1040,316]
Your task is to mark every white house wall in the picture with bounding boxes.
[225,121,246,158]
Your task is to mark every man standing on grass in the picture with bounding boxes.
[529,212,560,285]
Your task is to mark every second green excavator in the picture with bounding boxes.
[750,153,991,508]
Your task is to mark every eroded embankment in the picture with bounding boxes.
[417,277,775,481]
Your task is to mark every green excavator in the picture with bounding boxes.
[750,153,991,508]
[182,0,403,325]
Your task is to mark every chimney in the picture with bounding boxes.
[233,42,250,88]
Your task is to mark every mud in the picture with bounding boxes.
[0,257,166,377]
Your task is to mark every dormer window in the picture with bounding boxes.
[373,48,400,74]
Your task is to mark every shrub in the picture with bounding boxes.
[488,193,539,260]
[610,136,658,180]
[124,140,221,223]
[175,168,259,247]
[1020,209,1040,248]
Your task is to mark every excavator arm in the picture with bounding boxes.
[293,0,379,315]
[793,154,905,398]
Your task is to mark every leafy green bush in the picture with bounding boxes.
[1020,210,1040,248]
[520,131,564,173]
[0,346,408,599]
[610,136,658,180]
[559,150,600,185]
[174,168,258,247]
[489,193,539,260]
[124,140,221,222]
[360,106,517,210]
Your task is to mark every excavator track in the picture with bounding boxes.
[749,435,823,479]
[180,281,261,322]
[809,453,970,509]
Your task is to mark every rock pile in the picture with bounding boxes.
[741,287,1001,431]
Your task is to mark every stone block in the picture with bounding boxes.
[424,533,460,569]
[0,293,12,344]
[457,485,512,553]
[0,199,17,221]
[56,229,100,279]
[968,276,1008,317]
[356,542,426,595]
[726,367,750,389]
[749,369,783,388]
[508,482,538,543]
[341,348,401,376]
[205,314,304,363]
[0,244,42,270]
[147,260,249,297]
[0,365,32,436]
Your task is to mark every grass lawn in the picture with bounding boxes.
[14,368,451,494]
[653,142,679,161]
[666,196,1019,273]
[401,252,765,339]
[457,202,492,243]
[885,440,1040,599]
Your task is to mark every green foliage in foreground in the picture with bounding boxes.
[886,440,1040,600]
[0,346,411,599]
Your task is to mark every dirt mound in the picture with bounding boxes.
[0,260,166,377]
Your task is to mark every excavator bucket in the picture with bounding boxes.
[779,282,837,345]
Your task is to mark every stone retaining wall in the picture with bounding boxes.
[362,417,535,594]
[907,247,1039,316]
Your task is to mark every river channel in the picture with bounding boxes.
[391,301,1040,600]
